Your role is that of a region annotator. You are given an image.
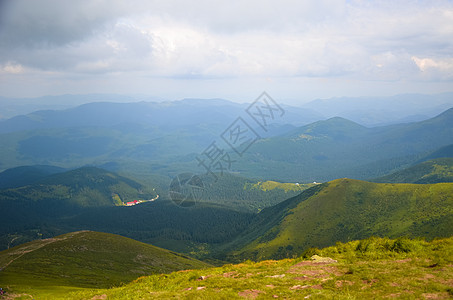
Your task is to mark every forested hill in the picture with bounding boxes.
[0,166,155,208]
[0,164,66,189]
[224,179,453,261]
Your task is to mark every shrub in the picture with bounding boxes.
[301,247,320,259]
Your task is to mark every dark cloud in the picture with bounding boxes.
[0,0,125,49]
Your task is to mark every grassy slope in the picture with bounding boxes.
[0,231,209,297]
[226,179,453,261]
[20,236,451,300]
[246,180,317,192]
[374,157,453,184]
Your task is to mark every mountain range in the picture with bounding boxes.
[0,98,452,182]
[235,108,453,181]
[2,92,453,126]
[0,94,452,298]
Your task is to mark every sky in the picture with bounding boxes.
[0,0,453,104]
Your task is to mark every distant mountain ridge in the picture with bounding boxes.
[302,92,453,126]
[2,92,452,126]
[235,108,453,181]
[0,99,452,182]
[0,98,321,134]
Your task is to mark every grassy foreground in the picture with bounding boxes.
[2,236,450,299]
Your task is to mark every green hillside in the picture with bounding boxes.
[0,231,210,297]
[374,158,453,184]
[225,179,453,261]
[5,236,450,299]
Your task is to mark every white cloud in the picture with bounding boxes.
[412,56,453,79]
[1,62,25,74]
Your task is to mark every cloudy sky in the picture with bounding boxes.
[0,0,452,103]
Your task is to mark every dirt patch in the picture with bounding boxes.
[335,280,354,288]
[91,295,107,300]
[223,271,240,278]
[292,261,332,267]
[393,258,412,263]
[422,292,451,299]
[389,282,400,287]
[3,293,33,300]
[289,284,323,290]
[421,273,436,280]
[385,292,401,298]
[238,289,264,299]
[293,275,310,281]
[287,262,344,282]
[310,284,323,290]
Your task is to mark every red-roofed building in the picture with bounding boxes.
[126,200,139,206]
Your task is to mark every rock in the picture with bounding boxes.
[266,284,275,288]
[310,255,337,264]
[289,285,303,290]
